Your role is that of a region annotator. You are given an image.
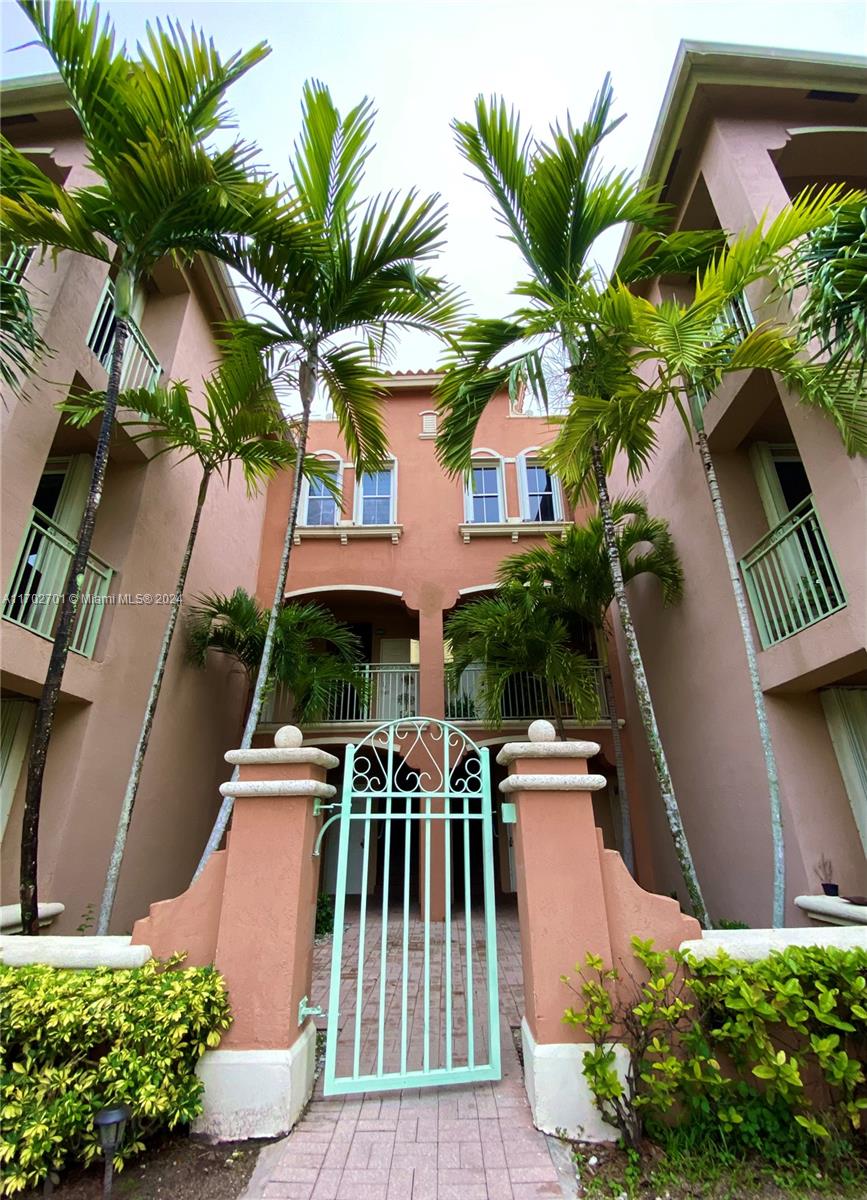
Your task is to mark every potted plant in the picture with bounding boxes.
[816,855,839,897]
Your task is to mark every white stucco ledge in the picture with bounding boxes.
[0,902,64,934]
[225,747,340,769]
[681,925,867,962]
[0,935,153,969]
[795,895,867,926]
[497,741,601,765]
[499,773,608,793]
[219,779,337,799]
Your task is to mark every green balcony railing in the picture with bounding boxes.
[86,281,161,392]
[3,508,114,658]
[689,292,755,414]
[2,244,32,285]
[740,496,846,649]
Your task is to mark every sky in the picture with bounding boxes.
[2,0,866,368]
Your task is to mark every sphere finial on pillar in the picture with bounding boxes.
[274,725,303,749]
[527,719,557,743]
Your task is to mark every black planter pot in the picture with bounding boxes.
[821,882,839,897]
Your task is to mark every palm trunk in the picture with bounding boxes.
[96,467,212,934]
[19,315,130,935]
[590,441,710,928]
[601,664,634,876]
[695,426,785,927]
[193,360,315,879]
[545,681,567,740]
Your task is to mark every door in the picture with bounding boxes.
[323,718,501,1095]
[375,638,418,720]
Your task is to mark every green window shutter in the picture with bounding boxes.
[1,699,36,838]
[821,688,867,856]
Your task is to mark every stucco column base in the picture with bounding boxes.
[192,1020,316,1141]
[521,1017,627,1143]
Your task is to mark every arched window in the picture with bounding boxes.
[464,449,506,523]
[517,448,563,522]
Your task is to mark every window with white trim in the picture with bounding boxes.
[304,463,341,526]
[467,462,503,523]
[521,458,561,522]
[357,466,395,525]
[420,411,437,436]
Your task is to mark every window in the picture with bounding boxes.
[304,463,340,526]
[468,463,503,523]
[358,467,394,525]
[520,457,561,522]
[420,411,437,437]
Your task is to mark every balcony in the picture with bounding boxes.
[688,293,755,414]
[3,508,114,659]
[261,663,419,726]
[445,663,610,724]
[87,282,161,392]
[740,496,846,649]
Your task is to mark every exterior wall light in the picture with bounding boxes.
[93,1104,131,1199]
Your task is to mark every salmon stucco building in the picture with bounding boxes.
[1,43,866,944]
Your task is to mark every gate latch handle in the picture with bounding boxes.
[298,995,325,1026]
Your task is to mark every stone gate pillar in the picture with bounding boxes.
[131,726,338,1140]
[500,720,700,1140]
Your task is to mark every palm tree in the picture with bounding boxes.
[187,589,368,725]
[193,80,463,877]
[435,79,717,926]
[0,254,47,395]
[791,198,867,377]
[500,497,683,876]
[445,582,600,739]
[60,347,327,933]
[0,0,287,935]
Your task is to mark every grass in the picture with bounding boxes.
[571,1139,867,1199]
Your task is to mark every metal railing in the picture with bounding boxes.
[740,495,846,649]
[261,663,420,725]
[445,662,609,723]
[2,244,32,285]
[3,508,114,658]
[689,292,755,413]
[86,282,161,392]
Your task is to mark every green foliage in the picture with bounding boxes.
[315,892,336,939]
[0,957,231,1196]
[0,258,48,397]
[563,938,867,1161]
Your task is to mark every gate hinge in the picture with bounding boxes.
[501,801,517,825]
[313,798,340,817]
[298,995,325,1026]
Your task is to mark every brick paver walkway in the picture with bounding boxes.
[244,902,574,1199]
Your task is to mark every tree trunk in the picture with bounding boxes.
[19,316,130,935]
[193,360,315,879]
[545,680,567,740]
[590,441,710,928]
[96,467,212,934]
[695,426,785,927]
[601,664,635,876]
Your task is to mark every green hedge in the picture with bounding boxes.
[0,956,231,1196]
[564,939,867,1161]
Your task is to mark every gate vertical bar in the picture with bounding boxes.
[324,745,355,1093]
[377,726,395,1075]
[423,791,431,1073]
[400,789,411,1076]
[480,748,501,1079]
[444,735,453,1071]
[463,791,474,1069]
[353,793,373,1079]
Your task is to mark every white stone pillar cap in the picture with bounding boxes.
[497,721,600,766]
[225,725,339,770]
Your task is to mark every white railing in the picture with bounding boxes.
[3,508,114,659]
[445,662,609,723]
[86,282,161,392]
[261,663,420,725]
[740,495,846,649]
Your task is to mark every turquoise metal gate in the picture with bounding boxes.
[322,718,501,1095]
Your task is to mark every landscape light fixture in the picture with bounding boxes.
[93,1104,131,1199]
